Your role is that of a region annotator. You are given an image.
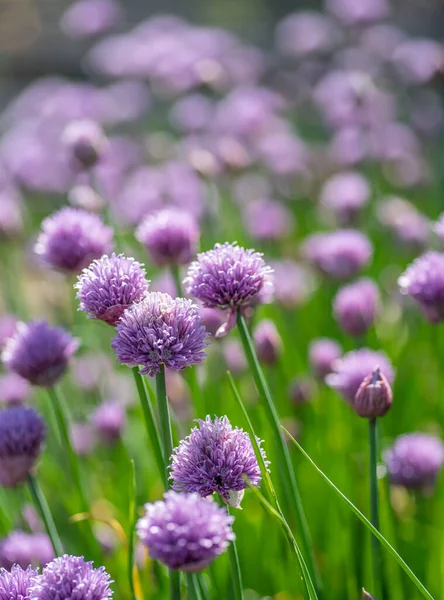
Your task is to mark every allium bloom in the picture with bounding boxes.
[35,208,113,273]
[269,260,315,308]
[398,252,444,323]
[136,208,199,267]
[353,368,392,418]
[319,171,370,224]
[0,531,54,569]
[242,199,294,241]
[170,416,265,508]
[0,565,37,600]
[326,348,394,403]
[333,278,380,337]
[0,406,45,487]
[111,292,208,377]
[308,338,342,380]
[62,120,107,170]
[384,433,444,490]
[29,555,113,600]
[0,373,30,405]
[253,320,283,366]
[60,0,123,39]
[2,321,79,387]
[137,491,234,571]
[91,401,126,444]
[303,230,372,280]
[75,253,149,326]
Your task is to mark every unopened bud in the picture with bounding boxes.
[253,320,283,365]
[362,589,377,599]
[353,367,392,418]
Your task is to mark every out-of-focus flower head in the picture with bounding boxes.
[288,376,316,406]
[62,120,107,170]
[170,94,214,133]
[333,278,380,337]
[60,0,123,39]
[242,199,294,241]
[137,491,234,571]
[377,197,430,251]
[319,171,370,224]
[398,252,444,323]
[0,373,31,406]
[275,11,340,57]
[268,260,315,309]
[392,39,444,85]
[253,320,283,366]
[384,433,444,491]
[71,353,113,391]
[326,348,394,403]
[0,406,45,487]
[0,531,54,569]
[91,401,126,444]
[325,0,390,25]
[0,565,38,600]
[75,253,149,326]
[198,307,226,338]
[35,207,113,274]
[0,314,17,349]
[70,422,97,456]
[221,339,247,375]
[112,292,208,377]
[2,321,79,387]
[308,338,342,380]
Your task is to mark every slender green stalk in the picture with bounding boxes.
[27,474,64,556]
[227,507,244,600]
[186,573,201,600]
[369,418,383,599]
[132,368,166,486]
[171,265,184,297]
[184,367,205,418]
[236,313,322,597]
[128,460,138,600]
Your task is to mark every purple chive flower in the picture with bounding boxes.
[377,197,430,251]
[353,368,392,418]
[91,401,126,444]
[288,376,316,406]
[0,406,45,487]
[253,320,283,366]
[111,292,208,377]
[303,230,372,280]
[2,321,79,387]
[0,373,31,406]
[221,339,247,375]
[384,433,444,491]
[326,348,394,403]
[35,208,113,274]
[170,416,265,508]
[308,338,342,380]
[75,253,149,326]
[0,531,54,569]
[333,278,380,337]
[242,199,294,241]
[60,0,123,39]
[137,491,234,571]
[70,422,96,456]
[319,171,370,224]
[62,120,107,170]
[398,252,444,323]
[136,208,199,267]
[269,260,315,309]
[0,565,38,600]
[29,555,113,600]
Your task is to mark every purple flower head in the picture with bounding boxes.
[170,416,266,508]
[353,368,392,419]
[198,307,226,338]
[60,0,123,39]
[29,555,113,600]
[136,208,199,267]
[111,292,208,377]
[136,491,234,571]
[0,373,30,406]
[70,422,96,456]
[377,197,430,251]
[275,11,340,57]
[35,208,113,274]
[0,406,45,487]
[62,120,107,170]
[221,339,247,375]
[253,320,282,366]
[269,260,315,309]
[326,0,390,25]
[288,376,316,406]
[303,230,372,281]
[0,531,54,569]
[398,252,444,323]
[319,171,370,224]
[75,253,149,326]
[308,338,342,381]
[242,200,294,241]
[2,321,79,387]
[384,433,444,491]
[326,348,394,403]
[0,565,38,600]
[91,401,126,444]
[333,278,380,337]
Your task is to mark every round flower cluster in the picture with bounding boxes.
[398,251,444,323]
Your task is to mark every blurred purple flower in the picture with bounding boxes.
[275,11,340,57]
[0,373,31,406]
[325,0,390,25]
[70,422,97,456]
[308,338,342,380]
[288,376,316,406]
[221,339,247,375]
[319,171,370,224]
[170,94,214,133]
[393,39,444,84]
[61,0,123,39]
[198,307,226,338]
[333,278,380,337]
[398,252,444,323]
[242,200,294,241]
[253,320,282,366]
[62,120,107,170]
[137,491,234,571]
[434,214,444,243]
[2,321,79,387]
[150,272,177,297]
[377,197,430,251]
[0,565,37,600]
[91,401,126,444]
[0,531,54,569]
[269,260,315,309]
[0,315,17,349]
[71,353,112,391]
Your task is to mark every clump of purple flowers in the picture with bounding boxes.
[0,531,54,570]
[333,278,380,337]
[111,292,208,377]
[0,565,38,600]
[2,321,79,387]
[398,252,444,323]
[170,416,265,508]
[29,555,113,600]
[35,207,113,273]
[75,253,149,326]
[137,491,234,571]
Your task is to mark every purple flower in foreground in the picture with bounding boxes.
[384,433,444,491]
[137,491,234,571]
[398,252,444,323]
[111,292,208,377]
[2,321,79,387]
[75,253,149,326]
[0,373,31,405]
[170,416,265,508]
[29,555,113,600]
[0,531,54,569]
[136,208,199,267]
[308,338,342,380]
[326,348,394,403]
[35,208,113,273]
[333,278,380,337]
[0,565,37,600]
[0,406,45,487]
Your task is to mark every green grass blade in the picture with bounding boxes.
[128,459,138,600]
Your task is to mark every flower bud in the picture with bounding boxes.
[253,320,282,365]
[362,590,377,600]
[353,367,392,418]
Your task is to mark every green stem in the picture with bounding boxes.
[369,418,383,599]
[170,571,181,600]
[171,265,183,297]
[227,507,244,600]
[128,460,137,600]
[27,474,64,556]
[186,573,201,600]
[236,313,322,598]
[132,368,166,487]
